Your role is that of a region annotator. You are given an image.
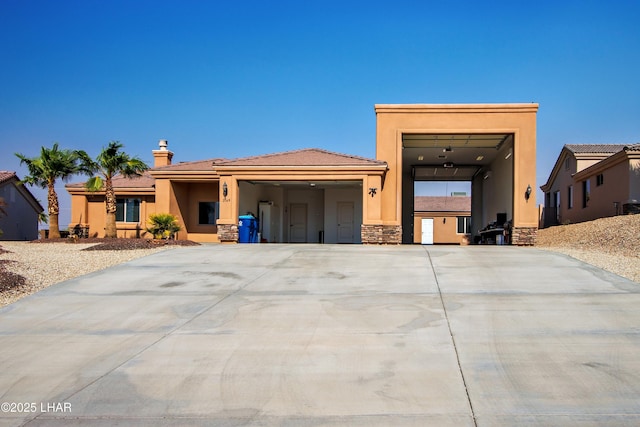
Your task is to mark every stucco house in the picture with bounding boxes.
[540,144,640,227]
[66,103,540,245]
[0,171,45,241]
[413,196,471,244]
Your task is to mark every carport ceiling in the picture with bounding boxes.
[403,133,512,181]
[243,180,362,189]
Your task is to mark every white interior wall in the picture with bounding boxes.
[482,141,514,226]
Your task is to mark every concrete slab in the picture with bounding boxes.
[0,244,638,426]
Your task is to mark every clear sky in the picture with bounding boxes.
[1,0,639,227]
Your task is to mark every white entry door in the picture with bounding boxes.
[337,202,354,243]
[421,218,434,245]
[289,203,307,243]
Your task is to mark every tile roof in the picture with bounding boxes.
[66,172,155,189]
[0,171,17,185]
[564,144,627,154]
[151,158,225,171]
[624,143,640,152]
[214,148,387,167]
[414,196,471,212]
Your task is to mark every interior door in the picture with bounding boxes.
[337,202,354,243]
[289,203,307,243]
[421,218,434,245]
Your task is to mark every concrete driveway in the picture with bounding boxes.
[0,244,639,426]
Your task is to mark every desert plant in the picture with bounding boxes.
[15,144,93,238]
[146,213,181,240]
[84,141,149,238]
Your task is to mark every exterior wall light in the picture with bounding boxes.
[525,184,532,201]
[222,182,228,200]
[368,187,377,197]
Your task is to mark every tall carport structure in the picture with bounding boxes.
[372,104,539,245]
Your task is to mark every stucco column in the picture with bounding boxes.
[217,176,239,242]
[512,114,538,245]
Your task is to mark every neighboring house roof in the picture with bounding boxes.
[0,171,17,185]
[564,144,627,155]
[541,143,640,192]
[414,196,471,212]
[0,171,45,213]
[214,148,387,167]
[573,142,640,181]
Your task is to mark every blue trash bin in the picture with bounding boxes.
[238,214,258,243]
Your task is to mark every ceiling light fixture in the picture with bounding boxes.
[443,162,454,168]
[418,155,424,161]
[443,146,453,153]
[505,149,513,160]
[476,155,484,161]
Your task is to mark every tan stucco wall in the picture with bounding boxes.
[572,161,631,223]
[155,180,219,242]
[375,104,539,234]
[70,194,155,238]
[413,212,470,244]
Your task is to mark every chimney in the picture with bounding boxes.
[152,139,173,167]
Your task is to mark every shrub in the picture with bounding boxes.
[146,213,181,240]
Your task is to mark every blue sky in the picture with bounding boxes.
[1,0,639,226]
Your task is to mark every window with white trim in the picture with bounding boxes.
[457,216,471,234]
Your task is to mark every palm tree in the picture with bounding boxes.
[15,144,93,239]
[85,141,149,238]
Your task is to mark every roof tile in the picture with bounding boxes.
[414,196,471,212]
[151,158,225,171]
[215,148,386,167]
[564,144,627,154]
[0,171,17,185]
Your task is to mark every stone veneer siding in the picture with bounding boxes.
[218,224,239,243]
[511,226,537,246]
[361,224,402,245]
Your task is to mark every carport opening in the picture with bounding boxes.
[237,180,363,244]
[402,134,515,244]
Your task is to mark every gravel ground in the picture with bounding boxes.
[1,217,638,307]
[536,214,640,283]
[0,239,195,307]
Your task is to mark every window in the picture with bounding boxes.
[582,180,590,208]
[596,173,604,186]
[554,191,561,223]
[568,185,573,209]
[457,216,471,234]
[116,198,140,222]
[198,202,219,225]
[565,157,570,171]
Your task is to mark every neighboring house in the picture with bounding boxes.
[65,103,540,244]
[540,144,640,227]
[413,196,471,244]
[0,171,45,241]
